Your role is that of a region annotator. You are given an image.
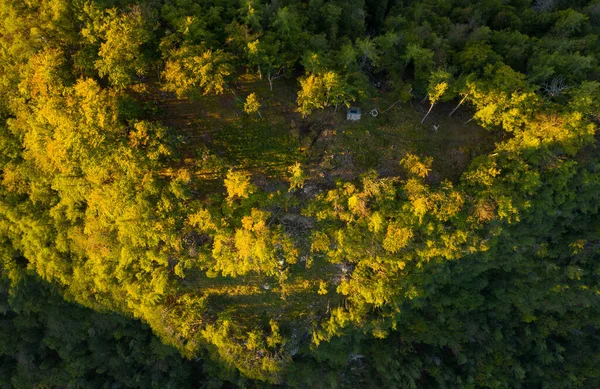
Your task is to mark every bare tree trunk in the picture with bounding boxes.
[257,111,263,119]
[359,56,368,71]
[231,89,242,103]
[267,68,285,92]
[421,103,435,123]
[421,94,429,104]
[449,93,470,117]
[257,64,262,80]
[464,117,475,124]
[383,98,403,113]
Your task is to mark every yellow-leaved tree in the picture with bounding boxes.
[224,169,255,203]
[421,69,450,123]
[297,71,354,117]
[244,92,262,118]
[162,45,232,98]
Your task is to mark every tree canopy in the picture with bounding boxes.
[0,0,599,387]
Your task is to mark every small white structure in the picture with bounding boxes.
[346,107,361,121]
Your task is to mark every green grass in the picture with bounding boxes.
[206,119,303,176]
[309,98,502,182]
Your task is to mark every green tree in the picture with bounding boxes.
[84,4,156,89]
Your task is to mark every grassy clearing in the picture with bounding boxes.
[308,97,502,183]
[151,77,500,329]
[155,75,305,182]
[154,73,499,188]
[180,256,339,328]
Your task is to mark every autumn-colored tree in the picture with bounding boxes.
[243,92,262,118]
[162,46,232,98]
[297,71,354,116]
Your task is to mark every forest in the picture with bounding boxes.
[0,0,599,387]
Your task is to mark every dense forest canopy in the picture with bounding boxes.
[0,0,599,387]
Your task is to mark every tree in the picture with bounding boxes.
[458,40,499,73]
[403,43,435,90]
[89,5,156,89]
[421,70,450,123]
[297,71,354,117]
[464,64,538,131]
[288,162,306,191]
[224,169,255,203]
[243,93,262,118]
[162,45,233,98]
[246,36,288,91]
[0,268,212,388]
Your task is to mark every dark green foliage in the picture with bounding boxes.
[0,0,599,387]
[0,267,216,388]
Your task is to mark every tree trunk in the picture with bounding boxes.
[421,102,435,123]
[267,68,285,91]
[449,93,470,117]
[383,98,403,113]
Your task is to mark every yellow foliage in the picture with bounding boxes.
[318,280,328,295]
[297,71,353,117]
[368,212,384,233]
[234,229,254,259]
[569,239,586,255]
[310,231,330,253]
[401,154,433,178]
[430,81,449,102]
[244,92,261,115]
[266,320,285,348]
[496,196,520,223]
[224,170,254,203]
[287,162,306,191]
[348,194,368,216]
[383,224,414,253]
[247,40,260,55]
[162,47,232,97]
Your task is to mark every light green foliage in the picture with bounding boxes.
[552,9,589,36]
[459,41,499,71]
[403,43,435,89]
[568,81,600,117]
[84,4,156,89]
[246,35,291,90]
